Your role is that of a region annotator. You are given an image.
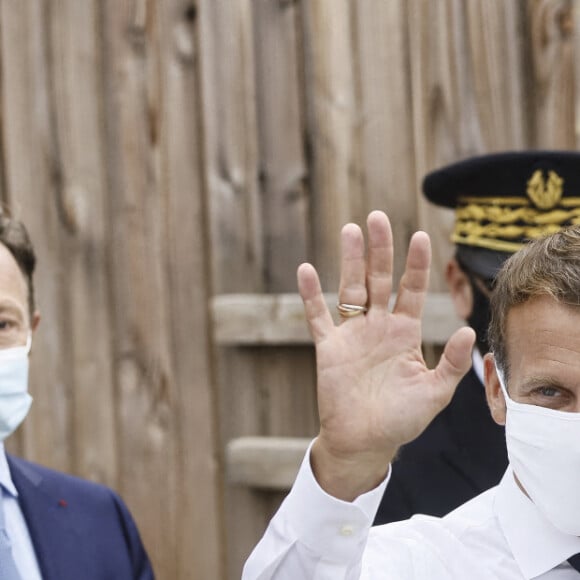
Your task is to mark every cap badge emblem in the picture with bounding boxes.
[526,169,563,210]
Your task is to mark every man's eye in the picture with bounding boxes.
[537,386,560,397]
[0,320,11,330]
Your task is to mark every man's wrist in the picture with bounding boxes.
[310,438,395,501]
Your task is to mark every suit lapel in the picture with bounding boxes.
[7,456,80,580]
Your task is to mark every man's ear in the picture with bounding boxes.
[445,258,473,320]
[483,353,506,426]
[31,310,41,332]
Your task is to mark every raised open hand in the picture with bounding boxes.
[298,211,475,500]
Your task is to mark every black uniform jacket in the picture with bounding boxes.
[374,368,509,525]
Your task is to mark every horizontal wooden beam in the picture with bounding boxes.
[212,292,462,345]
[226,436,310,490]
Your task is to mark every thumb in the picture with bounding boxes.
[432,326,476,407]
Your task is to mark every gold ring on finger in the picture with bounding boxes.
[337,303,368,318]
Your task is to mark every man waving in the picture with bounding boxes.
[243,210,580,579]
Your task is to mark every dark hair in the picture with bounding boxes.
[489,225,580,379]
[0,213,36,318]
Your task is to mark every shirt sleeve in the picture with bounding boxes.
[242,440,390,580]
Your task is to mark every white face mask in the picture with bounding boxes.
[495,363,580,535]
[0,335,32,441]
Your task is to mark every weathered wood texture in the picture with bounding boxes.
[1,1,222,579]
[0,1,577,579]
[212,292,461,345]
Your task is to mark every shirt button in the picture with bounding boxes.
[339,524,355,536]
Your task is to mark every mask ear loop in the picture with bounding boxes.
[493,359,511,403]
[24,333,32,355]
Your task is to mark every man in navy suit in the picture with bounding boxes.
[0,211,154,579]
[375,151,580,524]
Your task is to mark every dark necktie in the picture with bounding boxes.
[569,553,580,572]
[0,499,21,579]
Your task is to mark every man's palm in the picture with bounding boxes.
[298,211,474,499]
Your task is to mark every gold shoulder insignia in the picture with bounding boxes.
[526,170,564,210]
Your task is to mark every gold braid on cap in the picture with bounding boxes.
[452,170,580,252]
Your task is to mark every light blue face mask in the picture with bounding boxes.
[0,335,32,441]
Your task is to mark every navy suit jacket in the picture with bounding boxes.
[374,368,509,524]
[7,455,155,580]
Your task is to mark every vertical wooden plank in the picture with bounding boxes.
[407,0,468,290]
[0,0,74,471]
[301,0,362,287]
[407,0,527,290]
[101,0,177,576]
[250,0,319,550]
[354,0,417,282]
[259,347,318,438]
[252,0,310,291]
[198,2,264,578]
[158,1,223,577]
[528,0,576,147]
[465,0,528,151]
[199,0,262,294]
[46,0,118,486]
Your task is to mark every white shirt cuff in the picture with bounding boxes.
[277,439,390,564]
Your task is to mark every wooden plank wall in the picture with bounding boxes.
[0,1,577,579]
[1,1,222,578]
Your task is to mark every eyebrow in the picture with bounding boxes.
[0,300,25,322]
[519,376,567,393]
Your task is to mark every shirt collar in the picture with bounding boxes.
[0,443,18,497]
[495,466,580,578]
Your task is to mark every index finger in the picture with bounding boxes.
[297,263,334,342]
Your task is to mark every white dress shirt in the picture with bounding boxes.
[0,444,43,580]
[243,442,580,579]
